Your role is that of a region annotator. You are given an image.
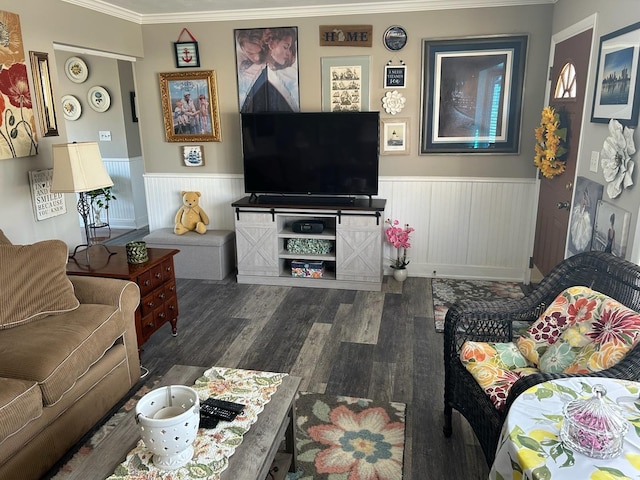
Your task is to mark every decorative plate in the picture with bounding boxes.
[64,56,88,84]
[88,86,111,113]
[383,26,408,51]
[61,95,82,121]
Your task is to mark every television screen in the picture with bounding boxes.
[241,111,379,198]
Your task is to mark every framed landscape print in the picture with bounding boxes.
[159,70,221,142]
[321,56,370,112]
[591,21,640,126]
[420,35,528,154]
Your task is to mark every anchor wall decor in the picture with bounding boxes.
[174,28,200,68]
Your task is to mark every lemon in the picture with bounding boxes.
[518,448,545,469]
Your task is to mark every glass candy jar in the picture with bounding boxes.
[560,384,629,459]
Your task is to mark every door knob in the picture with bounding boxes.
[557,201,570,210]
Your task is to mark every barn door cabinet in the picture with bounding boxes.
[232,197,386,291]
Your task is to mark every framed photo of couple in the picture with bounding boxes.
[234,27,300,113]
[159,70,221,142]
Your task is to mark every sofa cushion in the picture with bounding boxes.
[539,293,640,373]
[0,229,11,244]
[460,341,539,410]
[516,286,597,365]
[0,377,42,446]
[0,240,79,330]
[0,304,124,406]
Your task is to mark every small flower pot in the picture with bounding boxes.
[393,268,408,282]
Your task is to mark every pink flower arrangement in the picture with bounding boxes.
[385,219,415,269]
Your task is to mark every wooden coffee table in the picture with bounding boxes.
[62,365,301,480]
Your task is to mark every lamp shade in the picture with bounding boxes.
[51,142,113,193]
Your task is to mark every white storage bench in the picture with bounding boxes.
[142,228,235,280]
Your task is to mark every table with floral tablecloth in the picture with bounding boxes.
[489,377,640,480]
[107,366,287,480]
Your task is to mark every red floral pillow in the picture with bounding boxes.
[516,286,597,366]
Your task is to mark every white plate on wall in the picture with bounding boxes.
[64,56,88,84]
[61,95,81,121]
[87,86,111,113]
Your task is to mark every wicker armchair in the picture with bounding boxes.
[443,251,640,466]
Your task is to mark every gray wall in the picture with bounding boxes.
[0,0,142,245]
[136,4,553,178]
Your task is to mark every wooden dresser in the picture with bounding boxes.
[66,246,179,348]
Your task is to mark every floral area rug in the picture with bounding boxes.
[432,278,525,332]
[286,392,406,480]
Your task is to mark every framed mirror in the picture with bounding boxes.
[29,51,59,137]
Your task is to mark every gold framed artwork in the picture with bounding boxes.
[381,117,410,155]
[29,51,58,137]
[159,70,221,142]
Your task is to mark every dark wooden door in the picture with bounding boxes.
[533,28,593,276]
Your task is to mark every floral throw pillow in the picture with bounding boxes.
[460,341,539,410]
[539,294,640,373]
[516,286,597,366]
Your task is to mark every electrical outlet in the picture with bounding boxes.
[99,131,112,141]
[590,151,599,173]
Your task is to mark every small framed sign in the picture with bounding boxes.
[174,42,200,68]
[182,145,204,166]
[174,28,200,68]
[384,65,407,88]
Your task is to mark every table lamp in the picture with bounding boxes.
[51,142,116,260]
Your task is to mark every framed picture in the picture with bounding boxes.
[567,176,603,256]
[29,51,58,137]
[159,70,221,142]
[234,27,300,112]
[321,56,370,112]
[384,65,406,88]
[591,21,640,126]
[182,145,204,166]
[174,41,200,68]
[381,117,410,155]
[592,200,631,258]
[420,35,528,154]
[130,92,138,123]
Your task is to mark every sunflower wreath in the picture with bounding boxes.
[534,106,568,179]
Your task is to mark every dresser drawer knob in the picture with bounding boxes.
[155,273,162,279]
[158,312,166,319]
[144,280,151,286]
[158,293,166,300]
[146,301,155,308]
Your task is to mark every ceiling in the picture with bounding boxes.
[61,0,556,24]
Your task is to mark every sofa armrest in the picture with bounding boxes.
[69,276,139,313]
[69,276,141,385]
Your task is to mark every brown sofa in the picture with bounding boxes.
[0,234,141,479]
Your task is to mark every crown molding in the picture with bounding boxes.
[62,0,556,24]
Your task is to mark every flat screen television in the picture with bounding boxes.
[240,111,379,202]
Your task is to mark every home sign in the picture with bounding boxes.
[319,25,373,47]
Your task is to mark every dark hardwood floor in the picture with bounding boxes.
[111,229,490,478]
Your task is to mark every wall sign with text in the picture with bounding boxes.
[29,169,66,221]
[384,65,407,88]
[319,25,373,47]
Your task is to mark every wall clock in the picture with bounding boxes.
[383,26,407,51]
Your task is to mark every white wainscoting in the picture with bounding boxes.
[102,156,148,230]
[143,174,537,282]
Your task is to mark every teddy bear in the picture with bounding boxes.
[174,190,209,235]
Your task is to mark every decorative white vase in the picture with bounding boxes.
[393,268,408,282]
[135,385,200,470]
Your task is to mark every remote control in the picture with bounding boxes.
[200,403,239,422]
[199,414,219,429]
[202,398,245,414]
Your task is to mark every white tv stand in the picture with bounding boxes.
[231,196,386,291]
